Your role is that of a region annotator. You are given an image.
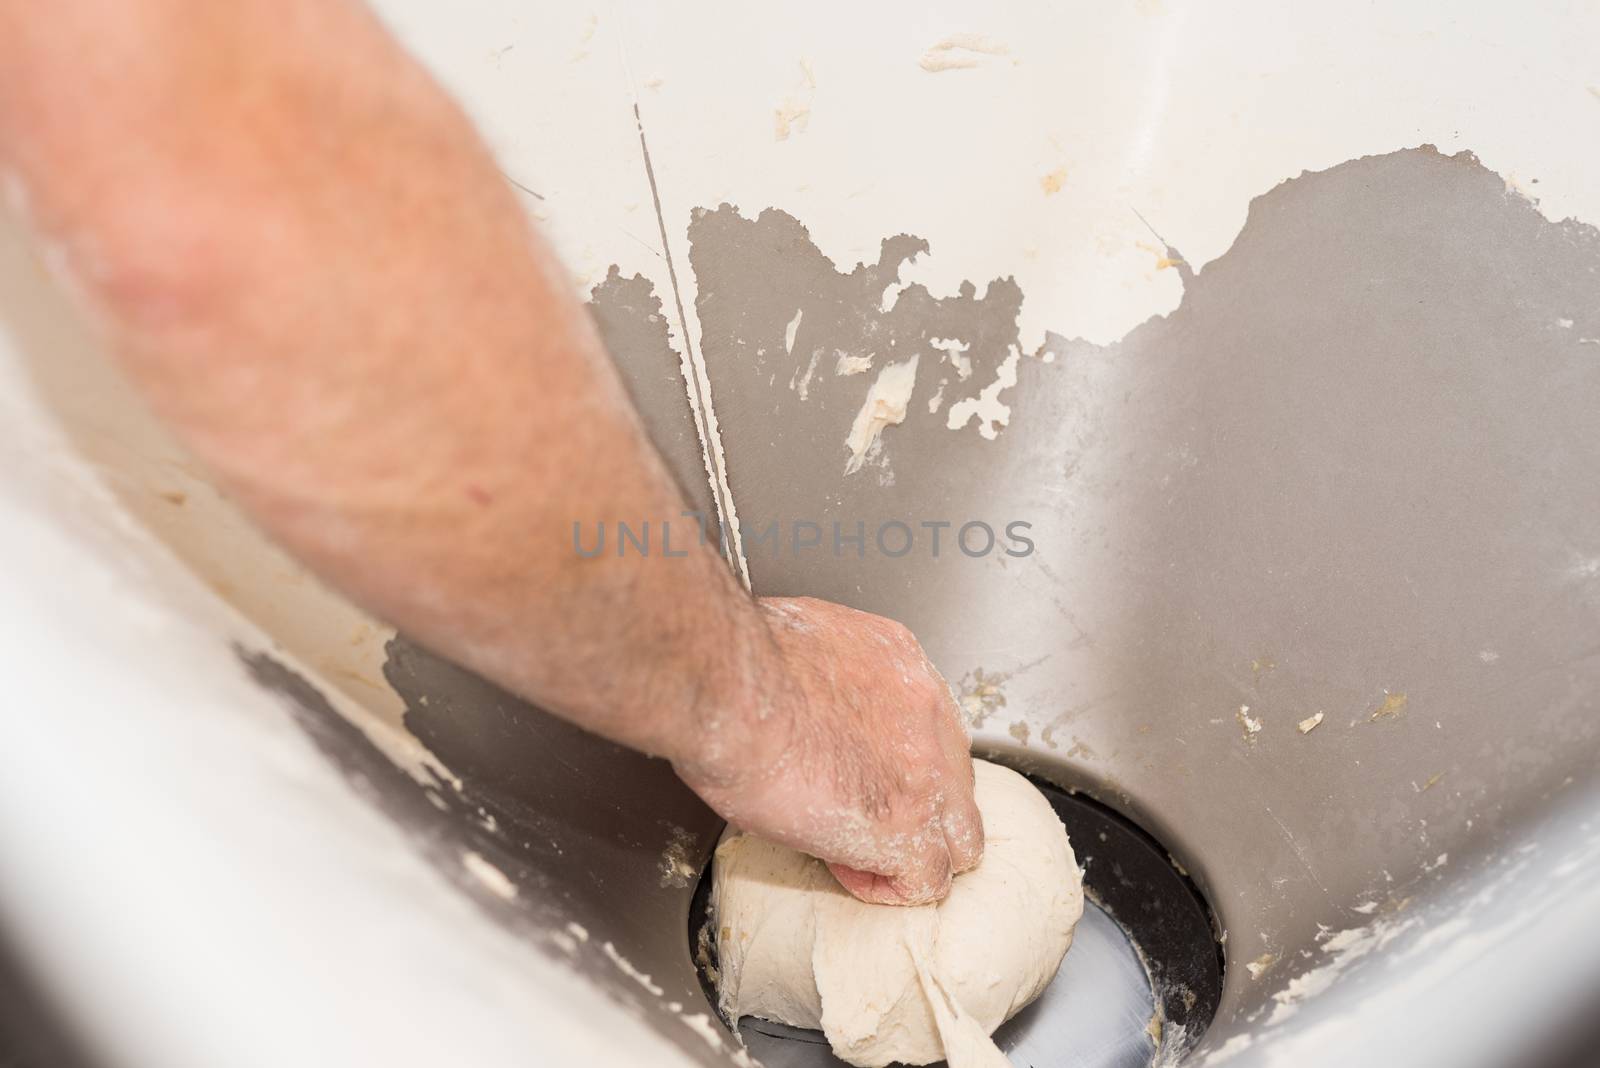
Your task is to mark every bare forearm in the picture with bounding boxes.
[0,0,768,769]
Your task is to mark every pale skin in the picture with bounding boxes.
[0,0,983,903]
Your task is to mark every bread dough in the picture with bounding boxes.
[711,760,1083,1067]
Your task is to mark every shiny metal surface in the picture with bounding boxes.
[998,904,1156,1068]
[677,146,1600,1062]
[3,6,1599,1067]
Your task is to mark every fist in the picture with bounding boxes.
[679,596,984,904]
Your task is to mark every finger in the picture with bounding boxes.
[827,862,894,902]
[942,791,985,874]
[828,836,953,906]
[883,840,954,905]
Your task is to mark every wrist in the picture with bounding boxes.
[664,591,792,792]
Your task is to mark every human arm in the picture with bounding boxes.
[0,0,982,902]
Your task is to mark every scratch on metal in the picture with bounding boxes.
[612,14,749,586]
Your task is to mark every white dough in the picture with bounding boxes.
[711,760,1083,1068]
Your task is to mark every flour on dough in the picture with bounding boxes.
[711,760,1083,1068]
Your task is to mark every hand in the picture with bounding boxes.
[676,596,984,905]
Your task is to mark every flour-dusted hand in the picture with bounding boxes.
[676,596,984,905]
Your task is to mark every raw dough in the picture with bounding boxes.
[711,760,1083,1067]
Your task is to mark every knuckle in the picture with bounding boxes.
[879,617,916,646]
[903,668,944,706]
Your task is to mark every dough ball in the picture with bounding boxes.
[711,760,1083,1067]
